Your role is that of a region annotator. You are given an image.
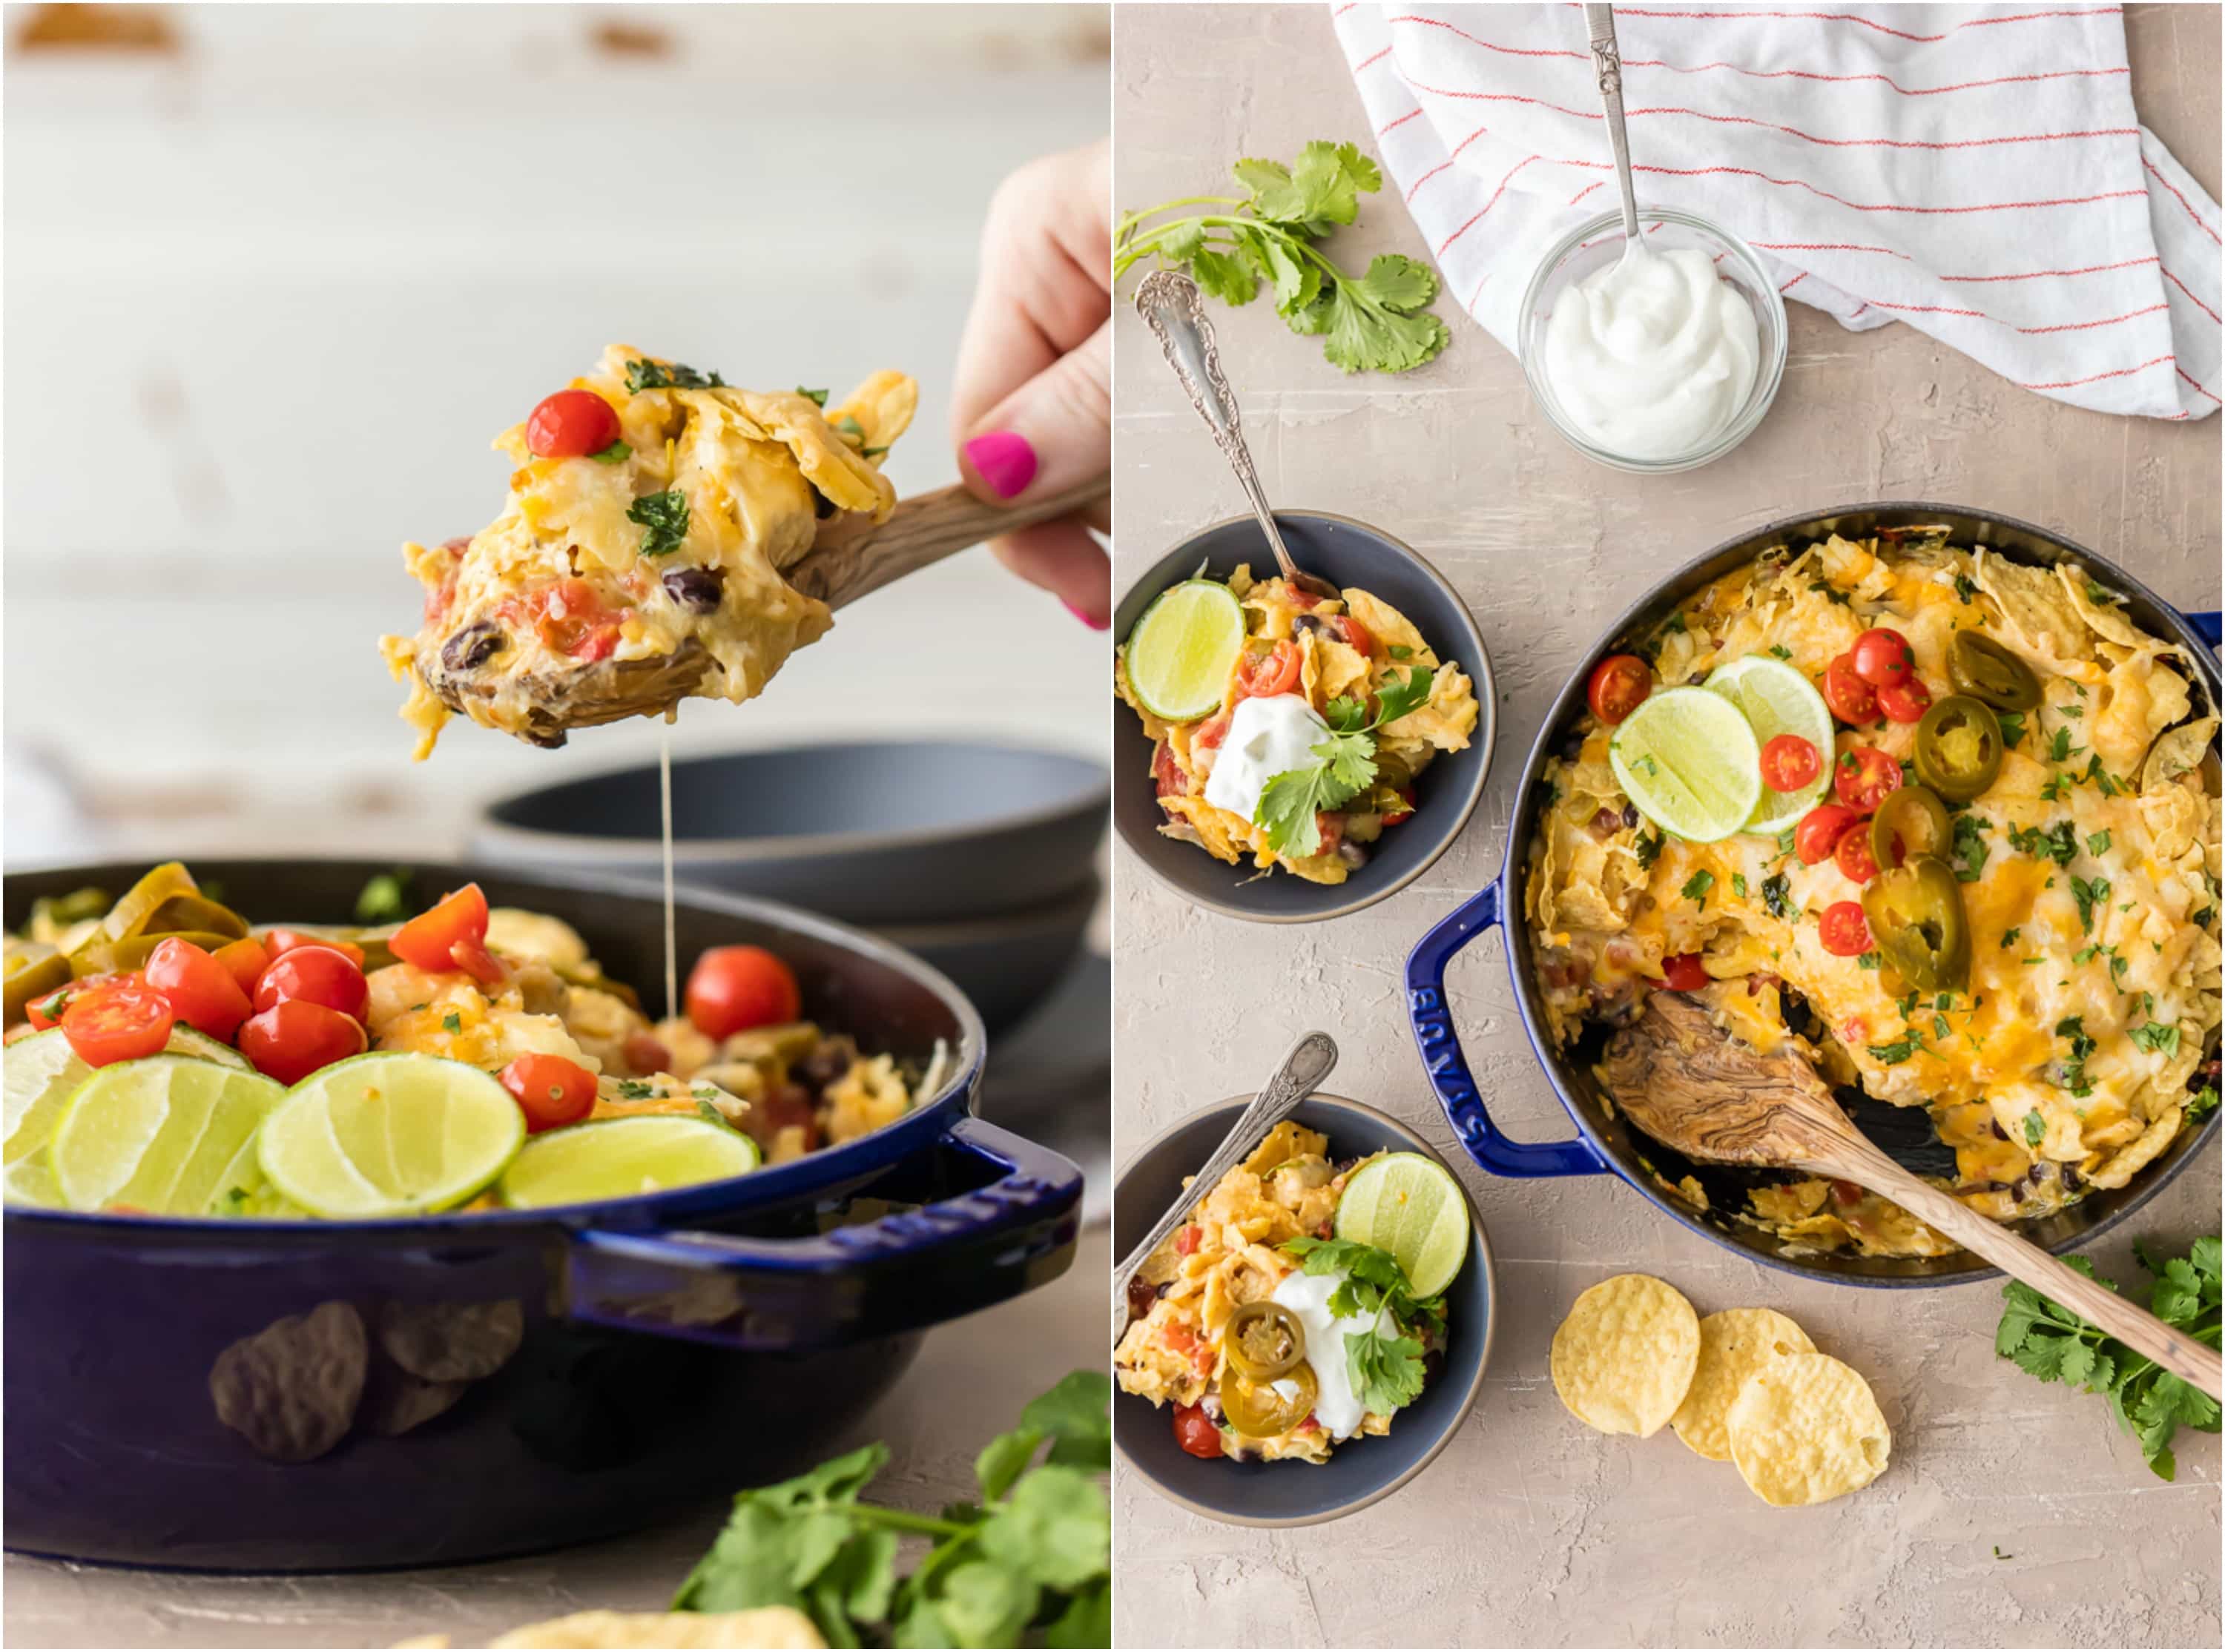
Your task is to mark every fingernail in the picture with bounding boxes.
[964,430,1038,500]
[1064,600,1110,631]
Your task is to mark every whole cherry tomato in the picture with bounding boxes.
[1833,746,1902,812]
[1659,953,1710,992]
[1876,677,1933,724]
[212,937,271,1000]
[1850,627,1916,687]
[685,945,802,1040]
[498,1054,599,1134]
[1795,803,1862,867]
[253,944,369,1024]
[144,937,252,1042]
[1759,733,1822,793]
[524,389,622,460]
[1586,655,1653,725]
[60,978,176,1068]
[1234,640,1301,701]
[261,929,367,970]
[1173,1402,1224,1459]
[1820,655,1879,724]
[1834,825,1882,885]
[237,1000,367,1086]
[1818,900,1875,957]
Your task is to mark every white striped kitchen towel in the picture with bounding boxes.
[1331,3,2221,419]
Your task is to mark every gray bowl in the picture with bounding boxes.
[1114,512,1496,923]
[881,879,1102,1035]
[472,739,1107,928]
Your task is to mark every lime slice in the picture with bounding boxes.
[258,1052,525,1219]
[1609,686,1764,844]
[48,1054,286,1215]
[5,1027,251,1209]
[1124,580,1245,721]
[1334,1152,1471,1298]
[1705,654,1835,835]
[499,1114,760,1210]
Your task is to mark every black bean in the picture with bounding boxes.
[1125,1275,1158,1323]
[440,621,504,674]
[1336,841,1369,869]
[1621,802,1640,830]
[796,1037,857,1094]
[662,566,725,613]
[2060,1163,2081,1192]
[1990,1120,2009,1141]
[1291,614,1326,635]
[1558,728,1586,761]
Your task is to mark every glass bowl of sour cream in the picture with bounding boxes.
[1519,206,1787,474]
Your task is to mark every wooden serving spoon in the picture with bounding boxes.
[1603,992,2221,1399]
[417,475,1110,746]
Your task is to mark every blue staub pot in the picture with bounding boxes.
[1405,503,2222,1288]
[3,860,1081,1571]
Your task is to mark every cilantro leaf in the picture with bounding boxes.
[628,489,690,557]
[1681,870,1715,908]
[626,357,725,392]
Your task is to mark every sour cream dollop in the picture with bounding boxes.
[1541,244,1761,460]
[1202,692,1330,825]
[1270,1268,1386,1441]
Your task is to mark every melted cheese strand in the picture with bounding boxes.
[660,724,679,1020]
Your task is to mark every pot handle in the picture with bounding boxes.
[564,1116,1082,1351]
[1405,882,1612,1179]
[2183,609,2221,650]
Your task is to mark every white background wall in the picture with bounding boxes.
[2,2,1112,863]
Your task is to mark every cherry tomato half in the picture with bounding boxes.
[1818,900,1874,957]
[1659,953,1710,992]
[1820,655,1879,724]
[1850,627,1916,687]
[1334,612,1377,658]
[1795,802,1863,867]
[524,389,622,460]
[1173,1402,1224,1459]
[389,884,495,977]
[685,945,802,1040]
[1834,825,1882,885]
[237,1000,368,1087]
[1833,746,1902,812]
[1235,639,1301,701]
[499,1054,599,1134]
[262,929,366,971]
[1876,677,1933,724]
[144,937,251,1042]
[61,978,176,1068]
[212,937,271,1000]
[1759,733,1822,793]
[253,945,369,1024]
[1586,654,1653,725]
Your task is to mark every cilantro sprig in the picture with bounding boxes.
[1254,666,1435,859]
[1279,1235,1446,1417]
[673,1370,1110,1647]
[1994,1238,2220,1479]
[628,489,690,557]
[1116,141,1451,374]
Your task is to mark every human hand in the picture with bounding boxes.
[950,136,1110,628]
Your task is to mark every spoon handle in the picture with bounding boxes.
[788,476,1110,609]
[1583,4,1643,245]
[1131,268,1303,587]
[1819,1135,2223,1400]
[1111,1031,1339,1346]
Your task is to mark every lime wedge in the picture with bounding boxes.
[499,1115,760,1210]
[1124,580,1245,721]
[7,1027,251,1209]
[48,1054,286,1215]
[257,1052,525,1219]
[1609,686,1764,844]
[1705,654,1835,835]
[1333,1152,1471,1298]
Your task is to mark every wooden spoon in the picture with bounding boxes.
[417,475,1109,747]
[1602,992,2221,1399]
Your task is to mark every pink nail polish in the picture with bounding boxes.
[964,430,1038,500]
[1064,600,1110,631]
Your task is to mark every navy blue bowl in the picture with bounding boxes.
[3,859,1081,1571]
[1112,1095,1494,1526]
[1114,512,1497,922]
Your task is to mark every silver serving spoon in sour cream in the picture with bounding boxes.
[1584,3,1649,270]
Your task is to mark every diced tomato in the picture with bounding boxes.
[252,945,369,1024]
[530,578,627,661]
[212,938,271,1000]
[1152,739,1187,802]
[1795,803,1862,867]
[389,884,492,976]
[1831,1179,1865,1206]
[1586,654,1653,725]
[1234,639,1301,701]
[1833,746,1902,812]
[1876,678,1932,724]
[1313,812,1345,856]
[685,945,802,1040]
[1334,612,1377,657]
[524,389,622,460]
[1759,733,1822,793]
[499,1054,599,1134]
[1192,710,1231,752]
[1658,953,1710,992]
[1176,1224,1202,1257]
[262,929,367,971]
[237,1000,368,1086]
[1834,827,1882,885]
[1173,1402,1224,1459]
[1820,655,1877,724]
[60,978,176,1068]
[623,1031,672,1075]
[1818,901,1873,957]
[1850,627,1916,687]
[144,937,252,1042]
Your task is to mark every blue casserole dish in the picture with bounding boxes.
[2,859,1081,1570]
[1402,503,2221,1287]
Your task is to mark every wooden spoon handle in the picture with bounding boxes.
[1819,1136,2223,1398]
[787,477,1110,610]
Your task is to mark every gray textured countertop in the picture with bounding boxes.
[1111,4,2221,1648]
